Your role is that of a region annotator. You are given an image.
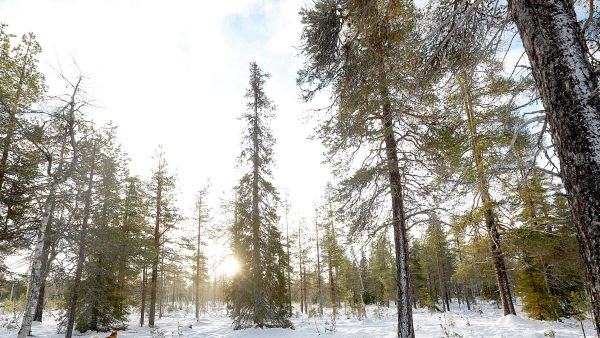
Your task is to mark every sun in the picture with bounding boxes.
[219,256,240,277]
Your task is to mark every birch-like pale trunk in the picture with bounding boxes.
[17,183,57,338]
[509,1,600,333]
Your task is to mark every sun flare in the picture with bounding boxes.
[220,256,240,277]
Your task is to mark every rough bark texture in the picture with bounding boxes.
[381,95,414,338]
[462,77,516,316]
[509,1,600,333]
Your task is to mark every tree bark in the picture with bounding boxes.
[461,75,516,316]
[315,210,323,316]
[381,93,414,338]
[18,183,57,338]
[509,1,600,333]
[65,141,97,338]
[140,267,147,327]
[149,158,162,327]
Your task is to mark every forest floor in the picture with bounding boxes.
[1,300,596,337]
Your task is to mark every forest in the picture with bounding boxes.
[1,0,600,337]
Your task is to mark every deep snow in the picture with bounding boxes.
[1,300,596,337]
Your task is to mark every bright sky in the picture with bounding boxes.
[1,0,332,272]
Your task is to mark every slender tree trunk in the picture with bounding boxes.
[149,164,162,327]
[285,204,292,307]
[460,76,516,316]
[18,183,57,338]
[33,198,57,323]
[65,141,96,338]
[381,93,414,338]
[250,91,262,326]
[298,227,304,314]
[508,1,600,333]
[140,267,147,327]
[315,210,323,316]
[195,197,202,320]
[159,255,164,319]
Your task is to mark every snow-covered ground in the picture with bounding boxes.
[1,301,595,337]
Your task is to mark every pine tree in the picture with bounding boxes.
[147,147,179,327]
[298,2,426,336]
[228,62,291,329]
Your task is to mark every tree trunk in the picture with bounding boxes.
[33,198,57,323]
[381,93,414,338]
[461,76,516,316]
[508,1,600,333]
[285,205,292,307]
[251,90,262,326]
[315,210,323,316]
[149,165,162,327]
[65,141,96,338]
[298,228,304,314]
[140,267,147,327]
[195,198,202,320]
[17,183,57,338]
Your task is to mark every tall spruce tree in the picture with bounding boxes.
[228,61,291,329]
[147,147,179,327]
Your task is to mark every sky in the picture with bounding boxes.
[0,0,333,272]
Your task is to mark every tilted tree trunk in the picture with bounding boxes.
[65,140,97,338]
[18,183,57,338]
[33,198,57,323]
[461,77,516,316]
[508,1,600,333]
[381,92,414,338]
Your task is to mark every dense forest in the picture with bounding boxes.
[1,0,600,337]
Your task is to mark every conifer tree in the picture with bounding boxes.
[298,2,427,336]
[228,61,291,329]
[147,147,179,327]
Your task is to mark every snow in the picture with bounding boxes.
[1,300,595,337]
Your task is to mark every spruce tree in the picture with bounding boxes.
[228,61,291,329]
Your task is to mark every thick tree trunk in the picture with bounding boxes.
[461,77,516,316]
[65,142,97,338]
[381,94,414,338]
[509,0,600,333]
